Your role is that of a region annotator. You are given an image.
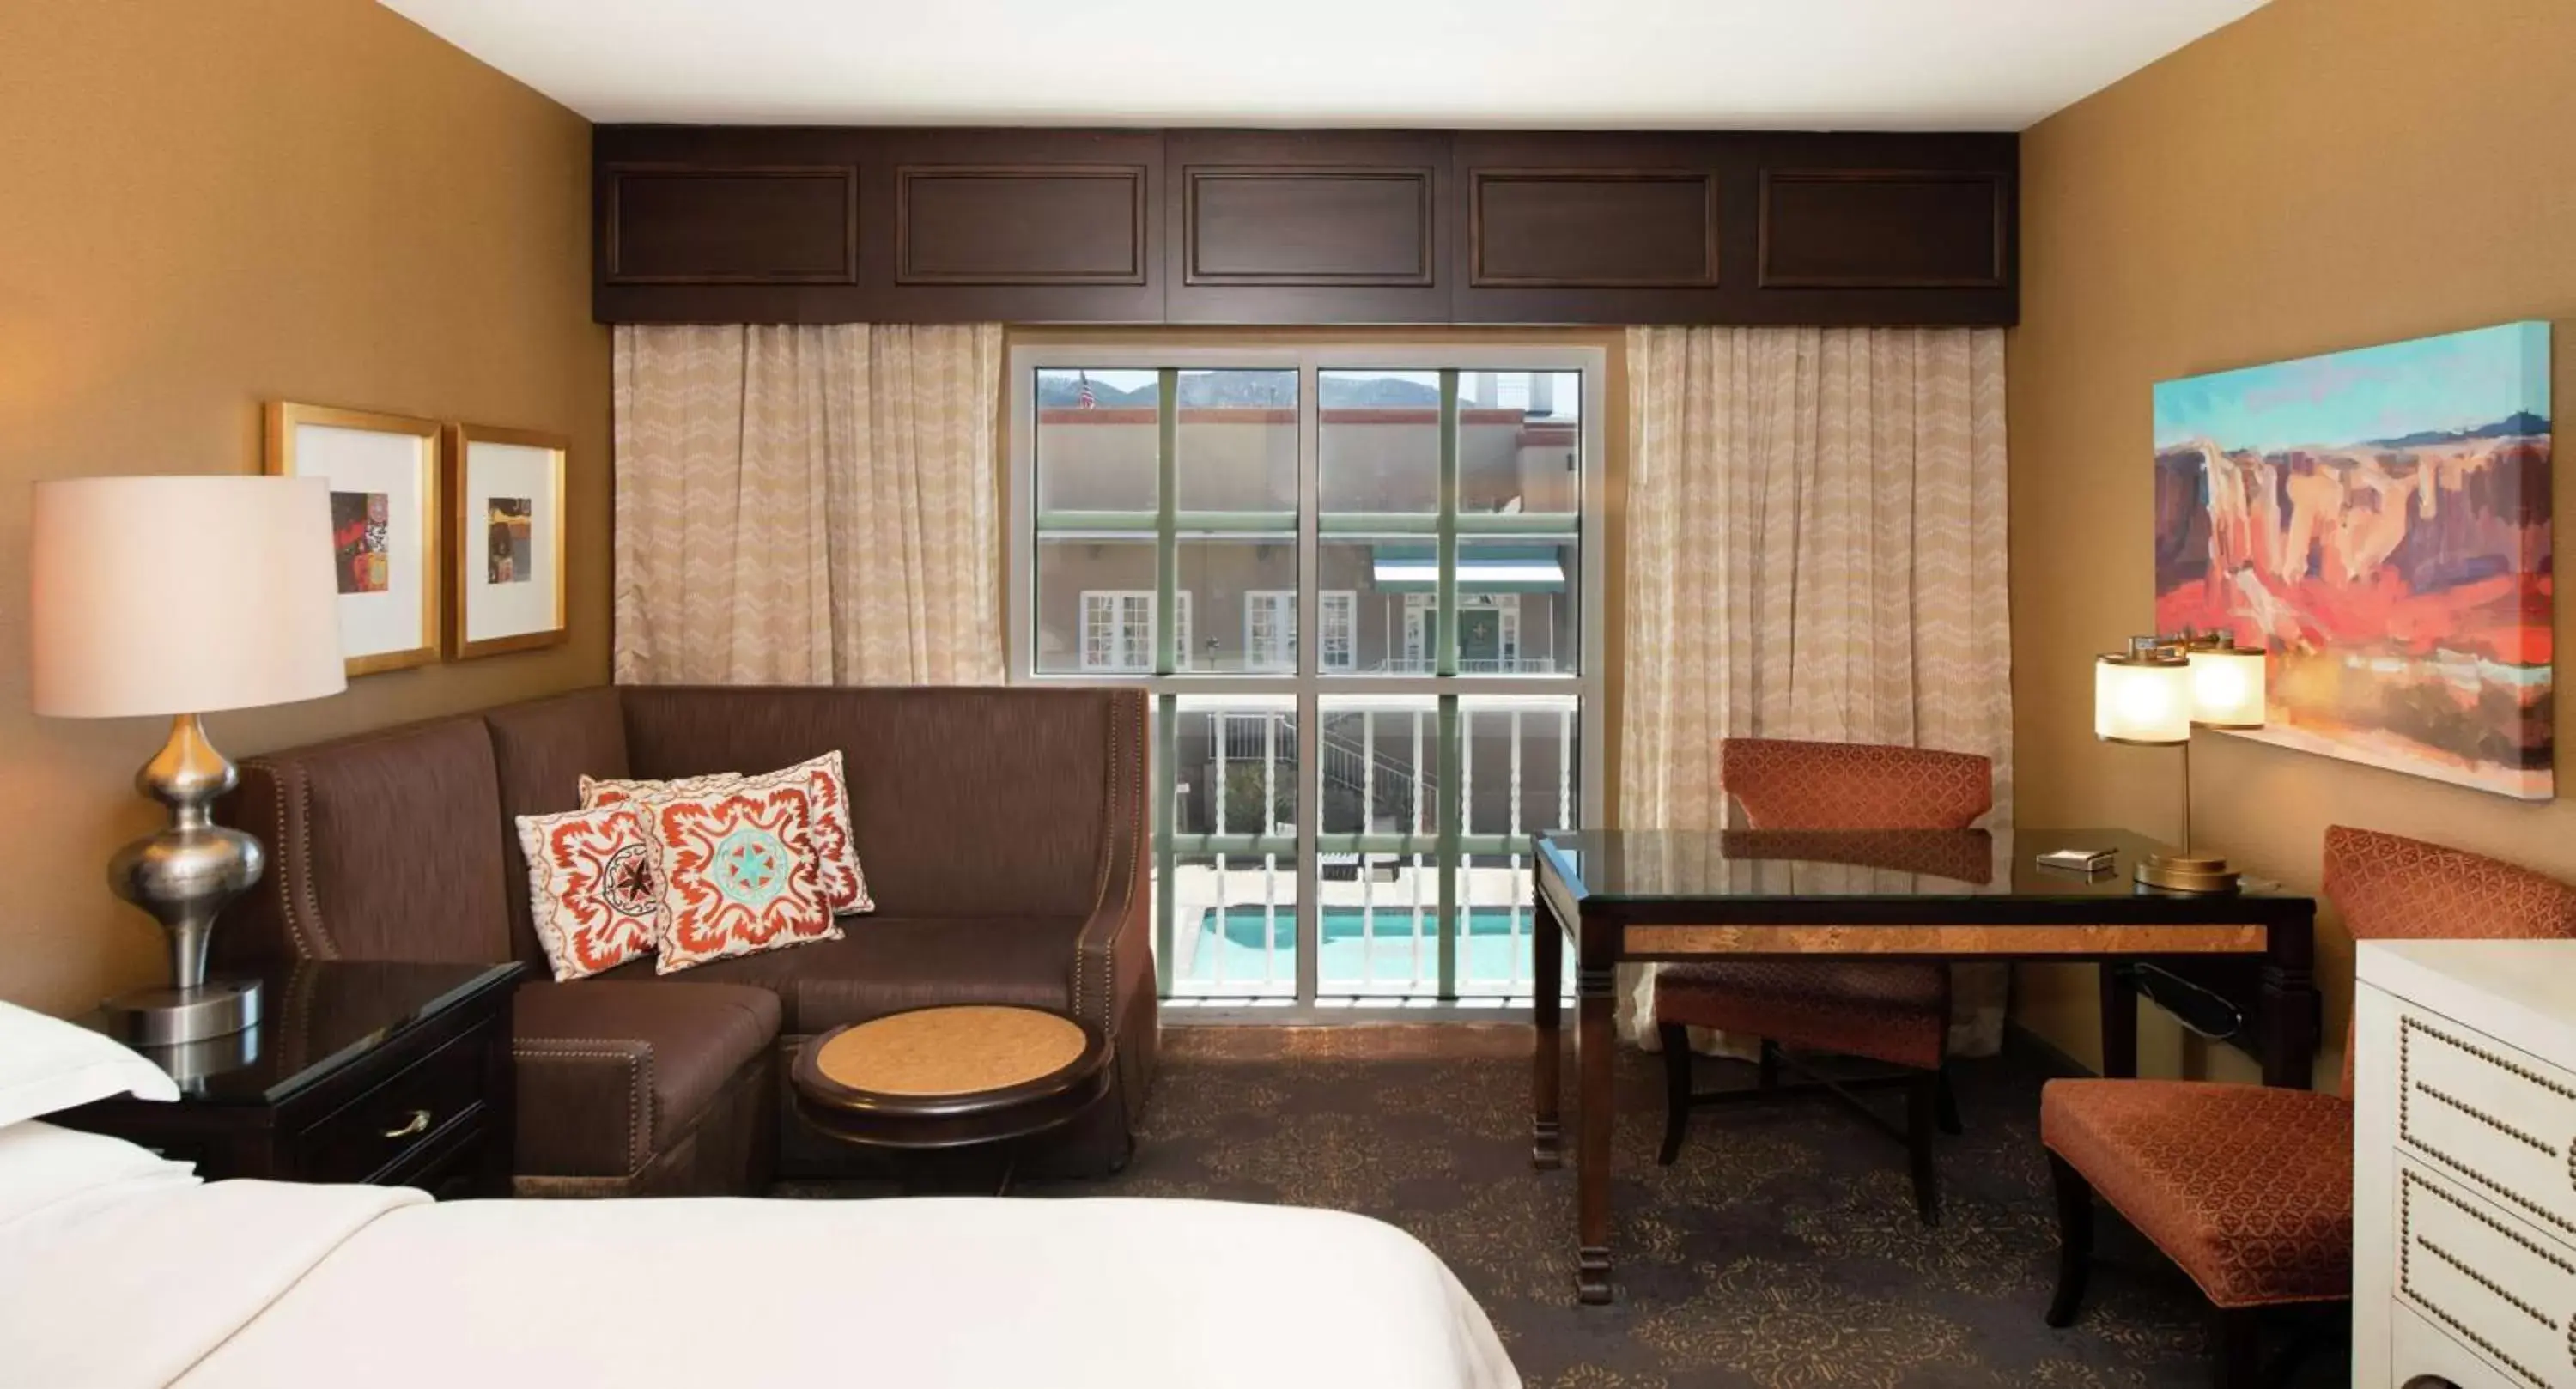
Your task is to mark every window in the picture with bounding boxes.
[1321,591,1357,673]
[1245,591,1295,672]
[1014,352,1601,1005]
[1080,591,1153,673]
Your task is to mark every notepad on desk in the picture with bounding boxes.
[2035,847,2118,874]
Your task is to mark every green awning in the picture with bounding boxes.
[1371,544,1567,594]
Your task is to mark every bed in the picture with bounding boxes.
[0,1006,1518,1389]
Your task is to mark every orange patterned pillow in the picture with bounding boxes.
[646,783,841,974]
[583,752,874,916]
[513,804,668,981]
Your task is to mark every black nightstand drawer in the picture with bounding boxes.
[301,1030,490,1185]
[52,961,520,1196]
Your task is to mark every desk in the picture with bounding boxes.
[1529,827,2318,1304]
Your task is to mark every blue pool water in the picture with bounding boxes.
[1182,905,1536,986]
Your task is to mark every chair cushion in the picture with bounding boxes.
[511,980,781,1178]
[1656,960,1947,1070]
[2041,1078,2354,1308]
[598,917,1084,1034]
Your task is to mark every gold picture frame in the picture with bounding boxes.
[264,401,445,677]
[444,422,569,660]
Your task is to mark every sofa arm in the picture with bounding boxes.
[512,1039,653,1178]
[1071,690,1151,1031]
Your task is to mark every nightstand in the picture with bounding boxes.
[52,960,522,1198]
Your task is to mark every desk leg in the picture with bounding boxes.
[2261,916,2321,1090]
[1576,955,1615,1305]
[2098,962,2138,1080]
[1532,893,1564,1169]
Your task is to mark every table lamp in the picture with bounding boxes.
[2093,632,2267,892]
[31,476,347,1044]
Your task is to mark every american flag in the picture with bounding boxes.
[1076,370,1097,409]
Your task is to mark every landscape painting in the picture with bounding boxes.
[2154,321,2553,799]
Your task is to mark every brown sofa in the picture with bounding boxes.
[212,685,1154,1197]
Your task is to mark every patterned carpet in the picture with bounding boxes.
[793,1026,2346,1387]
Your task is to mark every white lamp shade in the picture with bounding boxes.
[2187,646,2268,728]
[2094,655,2190,744]
[31,476,348,718]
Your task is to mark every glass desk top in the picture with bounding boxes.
[1535,828,2301,906]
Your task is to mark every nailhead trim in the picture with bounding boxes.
[2419,1081,2562,1156]
[2400,1168,2573,1389]
[2401,1015,2576,1233]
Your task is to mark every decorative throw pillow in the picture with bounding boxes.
[647,784,841,974]
[514,804,670,982]
[583,751,874,916]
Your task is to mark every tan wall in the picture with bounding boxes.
[2010,0,2576,1084]
[0,0,611,1013]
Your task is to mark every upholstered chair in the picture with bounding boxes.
[1654,737,1992,1223]
[2041,826,2576,1387]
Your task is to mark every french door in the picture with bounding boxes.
[1009,348,1603,1006]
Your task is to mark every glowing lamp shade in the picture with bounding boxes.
[2186,645,2268,729]
[2094,652,2190,745]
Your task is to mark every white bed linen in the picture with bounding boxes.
[4,1166,1517,1389]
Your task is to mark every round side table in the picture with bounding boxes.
[789,1004,1113,1192]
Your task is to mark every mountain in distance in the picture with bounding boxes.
[1037,373,1450,409]
[2363,410,2549,450]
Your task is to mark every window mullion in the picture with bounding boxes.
[1294,355,1322,1004]
[1155,367,1178,676]
[1436,368,1461,999]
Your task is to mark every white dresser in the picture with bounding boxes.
[2356,939,2576,1389]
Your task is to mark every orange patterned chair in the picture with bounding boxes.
[2041,826,2576,1386]
[1655,737,1992,1224]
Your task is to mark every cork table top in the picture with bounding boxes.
[812,1004,1091,1098]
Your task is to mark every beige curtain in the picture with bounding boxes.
[1619,325,2014,1054]
[612,324,1005,686]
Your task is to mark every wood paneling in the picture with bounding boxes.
[1470,171,1719,288]
[595,126,2017,326]
[604,165,856,284]
[896,165,1147,285]
[1759,170,2007,288]
[1165,130,1450,324]
[1184,167,1434,286]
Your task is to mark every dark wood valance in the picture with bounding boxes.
[595,126,2016,327]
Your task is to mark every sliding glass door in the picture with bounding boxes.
[1009,349,1602,1006]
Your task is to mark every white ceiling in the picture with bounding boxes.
[380,0,2267,131]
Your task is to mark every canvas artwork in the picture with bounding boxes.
[331,490,390,594]
[2154,321,2554,799]
[488,497,533,584]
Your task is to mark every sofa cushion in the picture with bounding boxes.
[513,803,668,981]
[599,917,1082,1034]
[644,785,841,974]
[222,717,513,965]
[511,980,781,1179]
[485,688,632,967]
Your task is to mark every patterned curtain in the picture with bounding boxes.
[611,324,1005,686]
[1619,325,2014,1053]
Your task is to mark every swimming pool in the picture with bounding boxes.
[1177,904,1540,989]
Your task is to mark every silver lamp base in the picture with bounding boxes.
[106,713,267,1046]
[98,978,263,1047]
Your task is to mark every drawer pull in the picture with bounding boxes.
[381,1108,433,1141]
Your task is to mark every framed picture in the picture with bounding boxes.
[264,402,444,676]
[2154,320,2553,799]
[445,423,568,659]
